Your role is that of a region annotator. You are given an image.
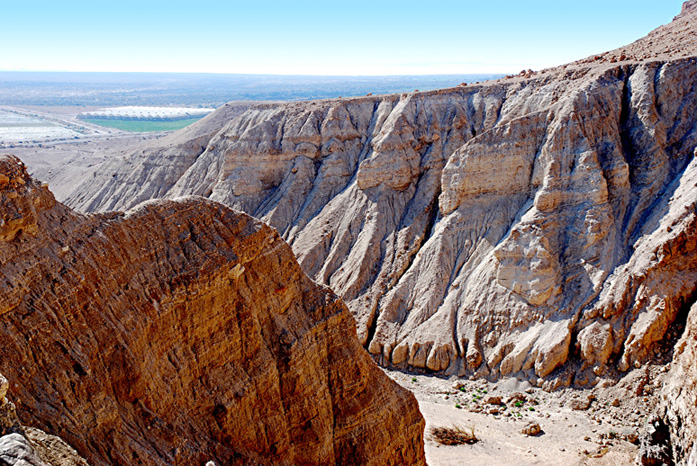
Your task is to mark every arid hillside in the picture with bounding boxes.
[21,3,696,465]
[0,155,425,466]
[67,1,697,391]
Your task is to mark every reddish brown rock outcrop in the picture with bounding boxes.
[0,372,90,466]
[0,155,425,466]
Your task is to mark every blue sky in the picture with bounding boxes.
[1,1,686,75]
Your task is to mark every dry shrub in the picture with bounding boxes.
[429,425,478,445]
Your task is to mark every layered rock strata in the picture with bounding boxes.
[67,5,697,389]
[0,372,90,466]
[0,155,425,466]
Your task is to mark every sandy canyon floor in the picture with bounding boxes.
[384,366,671,466]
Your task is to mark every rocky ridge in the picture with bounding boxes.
[0,155,425,466]
[574,0,697,66]
[66,3,697,399]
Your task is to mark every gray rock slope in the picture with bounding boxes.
[66,3,697,389]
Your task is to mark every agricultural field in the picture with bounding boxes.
[86,117,204,132]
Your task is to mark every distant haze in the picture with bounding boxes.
[0,0,685,75]
[0,72,503,107]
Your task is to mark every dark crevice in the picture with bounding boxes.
[363,304,380,351]
[356,100,386,166]
[618,66,641,255]
[493,92,508,127]
[662,286,697,357]
[422,198,441,250]
[72,362,87,377]
[640,416,674,466]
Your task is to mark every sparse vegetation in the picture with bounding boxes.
[430,425,478,445]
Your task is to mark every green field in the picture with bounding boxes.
[87,118,202,132]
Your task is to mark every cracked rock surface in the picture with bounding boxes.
[0,155,425,466]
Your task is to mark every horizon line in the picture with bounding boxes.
[0,69,511,78]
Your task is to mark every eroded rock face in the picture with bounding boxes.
[66,5,697,388]
[0,370,89,466]
[645,302,697,465]
[0,155,425,466]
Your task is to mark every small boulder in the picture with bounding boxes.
[624,431,640,445]
[570,394,595,411]
[485,396,502,405]
[0,433,49,466]
[507,392,526,404]
[522,422,542,436]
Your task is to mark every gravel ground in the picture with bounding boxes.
[383,365,670,465]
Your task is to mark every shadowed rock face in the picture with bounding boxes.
[0,372,90,466]
[0,155,425,466]
[644,301,697,466]
[66,5,697,389]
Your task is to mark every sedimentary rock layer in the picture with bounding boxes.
[0,155,425,466]
[67,4,697,389]
[0,373,90,466]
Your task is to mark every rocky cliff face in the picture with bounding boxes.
[66,5,697,390]
[0,373,90,466]
[642,301,697,466]
[0,155,425,466]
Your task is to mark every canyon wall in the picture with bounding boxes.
[0,155,425,466]
[37,4,697,465]
[68,40,697,391]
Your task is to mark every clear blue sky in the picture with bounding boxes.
[1,1,686,75]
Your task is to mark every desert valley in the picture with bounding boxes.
[0,2,697,466]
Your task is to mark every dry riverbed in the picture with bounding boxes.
[385,365,669,465]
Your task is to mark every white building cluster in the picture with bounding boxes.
[78,106,214,121]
